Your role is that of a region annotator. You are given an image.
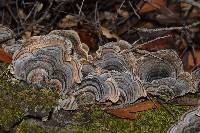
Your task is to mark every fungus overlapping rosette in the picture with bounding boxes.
[8,30,147,110]
[94,41,132,72]
[132,50,183,82]
[10,31,83,95]
[192,67,200,92]
[0,25,21,54]
[131,50,195,99]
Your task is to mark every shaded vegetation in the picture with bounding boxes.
[16,105,190,133]
[0,63,59,131]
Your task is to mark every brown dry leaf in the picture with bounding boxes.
[22,31,32,39]
[140,0,166,14]
[18,9,26,19]
[57,15,79,29]
[137,33,174,51]
[77,30,99,53]
[184,50,200,72]
[0,48,12,63]
[107,100,160,119]
[101,26,120,41]
[35,2,43,13]
[117,9,129,18]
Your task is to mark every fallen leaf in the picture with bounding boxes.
[107,100,160,119]
[77,30,99,53]
[22,31,32,39]
[57,15,79,29]
[183,49,200,72]
[137,33,175,51]
[101,26,120,41]
[140,0,166,14]
[0,48,12,63]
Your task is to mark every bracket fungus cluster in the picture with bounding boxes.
[0,25,21,54]
[1,26,200,130]
[134,50,195,99]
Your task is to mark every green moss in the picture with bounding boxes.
[16,120,48,133]
[0,72,59,131]
[65,105,190,133]
[15,104,190,133]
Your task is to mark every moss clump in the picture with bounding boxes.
[0,73,59,131]
[17,105,189,133]
[65,105,190,133]
[16,119,49,133]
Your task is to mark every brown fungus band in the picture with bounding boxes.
[95,42,130,72]
[192,67,200,92]
[10,31,83,95]
[0,25,21,54]
[133,50,183,83]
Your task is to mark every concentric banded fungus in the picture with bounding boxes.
[192,67,200,92]
[109,71,145,105]
[10,31,83,94]
[49,30,88,60]
[81,63,95,77]
[0,25,13,43]
[57,95,78,110]
[133,50,183,83]
[74,72,120,104]
[95,42,131,72]
[143,76,192,99]
[69,70,145,109]
[0,25,21,54]
[168,107,200,133]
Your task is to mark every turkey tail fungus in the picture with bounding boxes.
[3,29,199,130]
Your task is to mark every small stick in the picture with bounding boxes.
[78,0,85,16]
[129,0,141,19]
[133,21,200,33]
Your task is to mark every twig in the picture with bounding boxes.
[184,4,194,19]
[129,0,141,19]
[24,1,38,22]
[16,0,24,28]
[47,1,66,27]
[94,1,103,45]
[118,0,126,11]
[181,29,197,67]
[122,46,164,61]
[180,0,200,9]
[6,4,19,24]
[78,0,85,16]
[134,34,172,48]
[147,94,161,110]
[133,21,200,33]
[156,98,176,119]
[1,9,5,24]
[15,0,53,38]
